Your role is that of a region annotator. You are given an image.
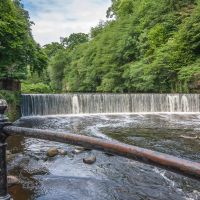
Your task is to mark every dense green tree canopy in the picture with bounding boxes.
[29,0,200,93]
[0,0,47,80]
[43,42,64,58]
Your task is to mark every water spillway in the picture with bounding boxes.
[21,93,200,116]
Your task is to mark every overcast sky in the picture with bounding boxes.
[21,0,111,46]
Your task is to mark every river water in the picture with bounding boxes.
[7,113,200,200]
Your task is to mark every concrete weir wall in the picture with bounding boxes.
[21,93,200,116]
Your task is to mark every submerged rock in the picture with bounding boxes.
[47,147,59,157]
[83,156,96,165]
[7,176,20,187]
[73,146,86,154]
[105,152,115,157]
[6,150,11,155]
[59,149,68,156]
[73,149,83,154]
[78,146,92,151]
[180,135,198,139]
[76,146,85,151]
[6,150,15,162]
[7,154,15,162]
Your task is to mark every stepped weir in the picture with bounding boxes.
[21,93,200,116]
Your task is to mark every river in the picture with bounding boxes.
[7,113,200,200]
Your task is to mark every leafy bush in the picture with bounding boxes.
[21,82,52,94]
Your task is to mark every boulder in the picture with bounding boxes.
[83,156,96,165]
[47,147,59,157]
[59,149,68,156]
[7,176,20,187]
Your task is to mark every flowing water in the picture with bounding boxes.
[7,94,200,200]
[21,94,200,116]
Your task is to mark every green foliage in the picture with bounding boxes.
[0,90,17,103]
[48,50,68,92]
[0,90,20,121]
[21,82,52,94]
[90,20,108,38]
[107,0,135,18]
[62,33,89,49]
[0,0,47,80]
[43,42,64,58]
[47,0,200,93]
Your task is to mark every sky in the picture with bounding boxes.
[21,0,111,45]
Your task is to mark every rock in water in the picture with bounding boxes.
[73,147,85,154]
[59,149,68,156]
[180,135,198,139]
[76,146,91,151]
[6,150,11,155]
[47,147,59,157]
[6,154,15,162]
[72,149,82,154]
[105,152,114,157]
[73,146,92,154]
[6,150,15,162]
[83,156,96,165]
[7,176,20,187]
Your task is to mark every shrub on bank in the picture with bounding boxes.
[21,82,52,94]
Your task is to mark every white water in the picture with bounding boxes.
[21,93,200,116]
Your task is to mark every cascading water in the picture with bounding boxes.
[21,93,200,116]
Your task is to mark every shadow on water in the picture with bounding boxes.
[6,113,200,200]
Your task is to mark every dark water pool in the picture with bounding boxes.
[7,113,200,200]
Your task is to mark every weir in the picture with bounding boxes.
[21,93,200,116]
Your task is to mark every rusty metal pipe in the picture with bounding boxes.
[3,126,200,181]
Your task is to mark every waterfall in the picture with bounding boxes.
[72,95,80,114]
[21,94,200,116]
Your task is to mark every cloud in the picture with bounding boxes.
[22,0,111,45]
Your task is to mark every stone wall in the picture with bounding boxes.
[189,75,200,93]
[0,78,21,91]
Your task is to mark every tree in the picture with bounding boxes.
[48,50,69,91]
[90,20,108,38]
[62,33,89,49]
[0,0,47,80]
[43,42,64,58]
[107,0,135,18]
